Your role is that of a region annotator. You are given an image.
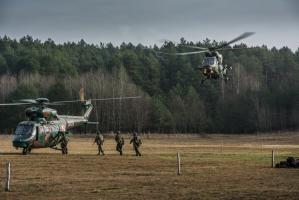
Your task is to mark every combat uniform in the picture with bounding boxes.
[94,132,104,156]
[115,132,124,155]
[130,133,142,156]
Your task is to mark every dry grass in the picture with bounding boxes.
[1,133,299,200]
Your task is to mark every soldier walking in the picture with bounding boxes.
[130,132,142,156]
[94,131,104,156]
[115,131,124,155]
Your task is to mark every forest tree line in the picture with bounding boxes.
[0,35,299,134]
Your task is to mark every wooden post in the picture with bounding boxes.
[272,150,275,168]
[5,162,11,192]
[177,152,181,175]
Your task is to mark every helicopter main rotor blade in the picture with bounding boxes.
[216,32,255,49]
[0,102,33,106]
[217,47,256,51]
[51,100,86,104]
[157,50,209,56]
[90,96,142,101]
[52,96,142,104]
[184,45,209,50]
[44,102,66,106]
[0,95,141,107]
[18,99,38,104]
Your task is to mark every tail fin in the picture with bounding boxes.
[79,88,93,119]
[83,100,93,119]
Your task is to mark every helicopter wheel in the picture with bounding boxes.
[22,147,28,155]
[22,145,32,155]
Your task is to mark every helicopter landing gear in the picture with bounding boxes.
[22,148,28,155]
[61,135,68,155]
[22,146,31,155]
[224,76,230,83]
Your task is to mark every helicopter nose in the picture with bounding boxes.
[13,139,30,148]
[201,67,211,75]
[203,68,208,74]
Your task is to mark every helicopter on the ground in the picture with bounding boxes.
[0,89,140,155]
[158,32,255,83]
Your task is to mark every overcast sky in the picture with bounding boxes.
[0,0,298,51]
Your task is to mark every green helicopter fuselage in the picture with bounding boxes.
[12,101,93,150]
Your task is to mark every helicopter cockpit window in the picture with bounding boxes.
[203,57,217,66]
[14,124,33,136]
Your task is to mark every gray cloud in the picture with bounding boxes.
[0,0,298,50]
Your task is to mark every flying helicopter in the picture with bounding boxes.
[0,89,140,155]
[158,32,255,83]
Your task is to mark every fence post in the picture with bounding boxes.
[177,152,181,175]
[5,161,11,192]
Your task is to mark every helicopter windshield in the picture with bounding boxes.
[202,57,217,66]
[14,124,33,136]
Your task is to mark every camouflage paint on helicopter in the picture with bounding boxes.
[12,100,93,154]
[13,121,63,148]
[0,89,140,155]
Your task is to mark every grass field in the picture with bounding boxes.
[1,133,299,200]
